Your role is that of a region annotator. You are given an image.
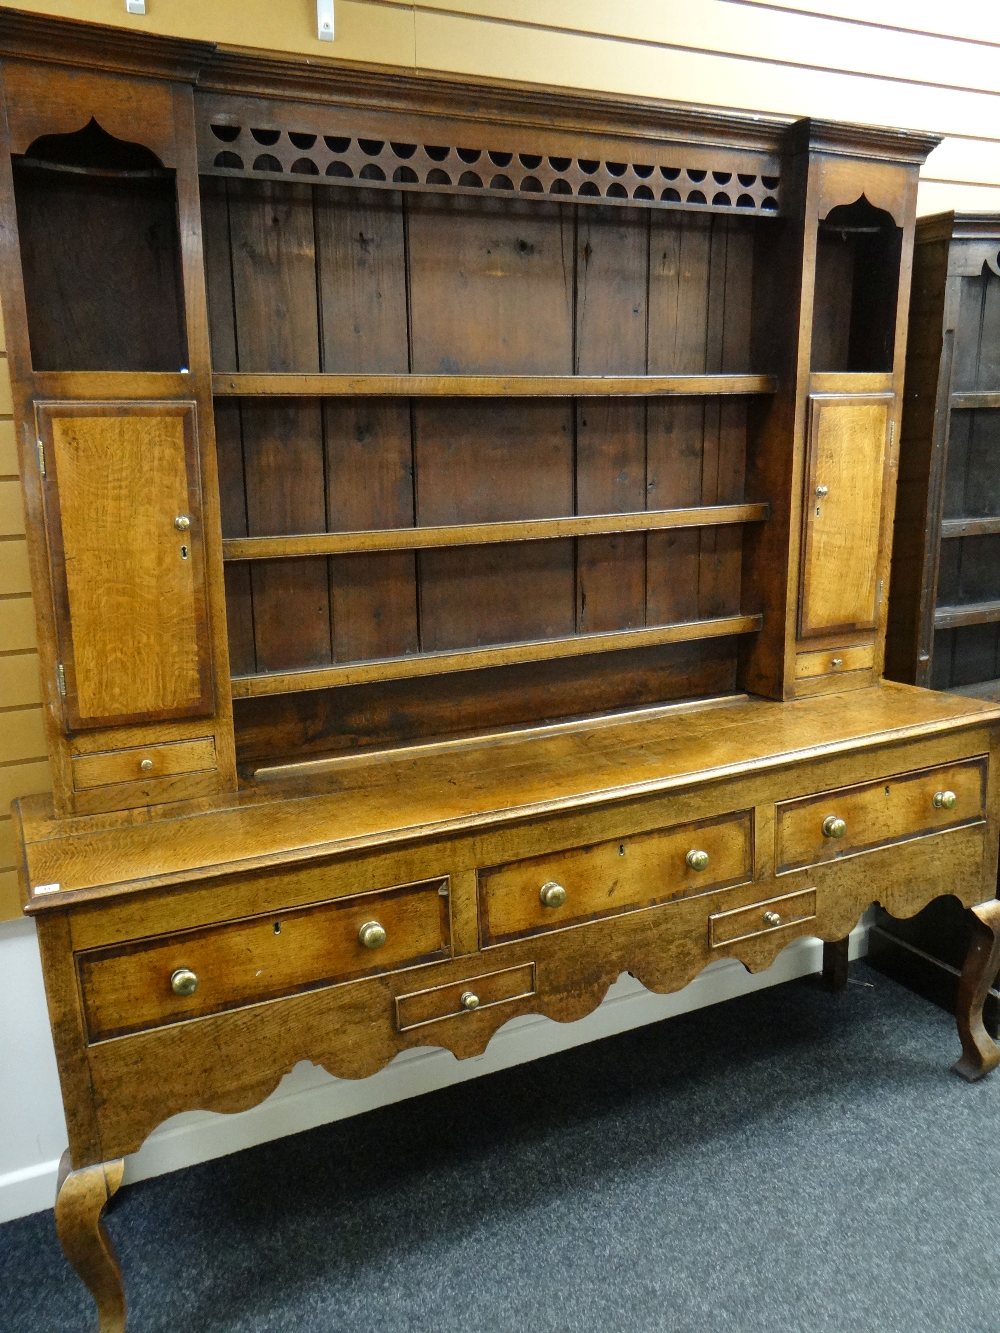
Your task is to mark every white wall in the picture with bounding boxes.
[4,0,998,1221]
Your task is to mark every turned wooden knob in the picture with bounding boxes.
[170,967,198,997]
[358,920,387,949]
[539,881,567,908]
[822,815,847,839]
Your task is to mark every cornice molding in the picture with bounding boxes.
[788,117,941,167]
[200,48,790,156]
[0,6,942,169]
[0,7,213,83]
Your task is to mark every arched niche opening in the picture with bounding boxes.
[12,119,188,371]
[810,195,902,373]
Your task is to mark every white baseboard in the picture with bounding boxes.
[0,928,866,1222]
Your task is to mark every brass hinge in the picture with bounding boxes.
[56,663,67,697]
[36,438,46,478]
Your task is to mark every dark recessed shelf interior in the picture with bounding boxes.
[811,197,902,373]
[12,119,188,372]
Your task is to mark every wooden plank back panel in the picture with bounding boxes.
[647,216,713,626]
[40,403,212,727]
[227,180,332,673]
[316,188,417,664]
[202,179,255,676]
[944,410,1000,520]
[410,193,577,650]
[212,400,256,677]
[646,214,752,629]
[232,638,741,765]
[407,195,573,374]
[953,267,1000,391]
[13,163,187,373]
[207,183,763,741]
[703,220,754,617]
[574,205,647,633]
[325,402,419,664]
[315,186,409,374]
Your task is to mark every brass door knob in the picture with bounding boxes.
[358,920,387,949]
[933,790,957,810]
[685,849,710,872]
[822,815,847,839]
[174,514,192,531]
[539,881,567,908]
[460,990,480,1011]
[762,910,781,928]
[170,967,198,997]
[139,757,154,773]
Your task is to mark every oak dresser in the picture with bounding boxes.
[3,11,1000,1330]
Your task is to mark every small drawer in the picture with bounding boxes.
[795,644,874,680]
[396,962,536,1032]
[72,737,216,791]
[479,812,752,946]
[79,876,450,1041]
[776,758,986,873]
[709,888,817,948]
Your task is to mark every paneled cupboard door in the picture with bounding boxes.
[798,393,892,639]
[36,401,214,729]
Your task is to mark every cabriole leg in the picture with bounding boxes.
[952,900,1000,1082]
[54,1151,127,1332]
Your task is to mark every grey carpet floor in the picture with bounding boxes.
[2,962,999,1333]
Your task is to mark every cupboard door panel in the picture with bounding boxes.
[799,394,891,639]
[38,401,213,729]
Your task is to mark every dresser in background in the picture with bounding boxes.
[878,213,1000,1028]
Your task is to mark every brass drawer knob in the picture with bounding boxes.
[539,880,567,909]
[139,757,154,773]
[830,657,843,669]
[170,967,198,997]
[762,910,781,928]
[460,990,480,1012]
[358,920,387,950]
[822,815,847,839]
[685,849,710,872]
[933,790,957,810]
[815,484,829,498]
[174,514,191,531]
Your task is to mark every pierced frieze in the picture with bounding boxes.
[202,123,781,216]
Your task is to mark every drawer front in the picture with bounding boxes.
[795,644,874,681]
[80,877,450,1041]
[776,758,986,873]
[396,962,536,1032]
[72,737,217,790]
[709,888,817,947]
[479,812,752,945]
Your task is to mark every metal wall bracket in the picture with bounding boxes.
[317,0,334,41]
